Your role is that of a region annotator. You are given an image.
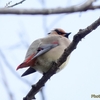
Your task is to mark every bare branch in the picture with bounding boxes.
[0,49,31,86]
[40,88,46,100]
[5,1,12,7]
[89,5,100,9]
[75,0,95,9]
[23,17,100,100]
[0,61,14,100]
[5,0,26,8]
[0,1,100,15]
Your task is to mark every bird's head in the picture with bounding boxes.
[48,28,71,38]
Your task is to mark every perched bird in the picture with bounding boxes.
[16,28,71,76]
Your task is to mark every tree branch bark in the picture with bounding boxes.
[0,5,100,15]
[0,5,99,15]
[0,0,100,15]
[23,17,100,100]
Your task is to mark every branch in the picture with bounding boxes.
[0,59,13,100]
[0,49,31,86]
[23,17,100,100]
[0,1,100,15]
[5,0,26,8]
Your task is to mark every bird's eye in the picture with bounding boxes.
[54,29,64,35]
[48,32,50,34]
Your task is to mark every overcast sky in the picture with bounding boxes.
[0,0,100,100]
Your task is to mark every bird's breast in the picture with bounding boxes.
[34,45,67,73]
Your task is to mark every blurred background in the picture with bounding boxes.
[0,0,100,100]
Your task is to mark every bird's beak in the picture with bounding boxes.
[64,32,71,38]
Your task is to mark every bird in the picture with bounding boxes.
[16,28,71,77]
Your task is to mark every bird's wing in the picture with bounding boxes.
[16,41,59,70]
[20,43,59,77]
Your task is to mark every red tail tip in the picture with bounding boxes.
[16,62,29,71]
[16,65,20,70]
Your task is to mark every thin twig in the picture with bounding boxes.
[23,17,100,100]
[0,60,13,100]
[40,88,46,100]
[0,49,31,85]
[5,1,12,7]
[5,0,26,8]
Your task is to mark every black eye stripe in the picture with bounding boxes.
[54,29,64,35]
[48,32,50,34]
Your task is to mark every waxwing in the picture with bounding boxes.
[16,28,71,76]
